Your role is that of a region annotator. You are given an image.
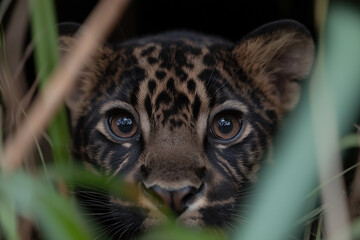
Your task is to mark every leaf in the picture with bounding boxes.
[30,0,72,166]
[0,172,92,240]
[0,198,20,240]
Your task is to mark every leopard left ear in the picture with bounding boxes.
[58,22,85,126]
[233,20,315,112]
[58,22,81,55]
[58,22,105,126]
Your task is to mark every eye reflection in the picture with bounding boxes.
[211,112,242,140]
[109,112,138,138]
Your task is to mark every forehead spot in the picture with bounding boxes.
[155,70,167,80]
[148,79,157,95]
[155,91,172,109]
[166,78,176,93]
[141,46,156,56]
[192,95,201,121]
[203,53,216,66]
[147,57,158,65]
[175,67,188,82]
[175,93,190,110]
[187,79,196,94]
[145,95,152,118]
[170,118,184,129]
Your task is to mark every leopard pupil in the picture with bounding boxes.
[217,117,233,134]
[116,117,133,133]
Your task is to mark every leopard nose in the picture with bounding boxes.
[145,185,200,216]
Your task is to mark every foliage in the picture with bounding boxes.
[30,0,72,166]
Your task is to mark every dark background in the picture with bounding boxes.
[1,0,318,103]
[54,0,316,44]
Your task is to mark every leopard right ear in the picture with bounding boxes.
[233,20,315,112]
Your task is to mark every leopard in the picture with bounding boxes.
[59,19,314,239]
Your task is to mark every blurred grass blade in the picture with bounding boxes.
[140,222,224,240]
[48,108,72,166]
[341,134,360,149]
[351,217,360,239]
[0,0,12,22]
[316,215,323,240]
[0,198,20,240]
[325,5,360,134]
[296,206,325,225]
[233,87,318,240]
[29,0,58,83]
[233,3,360,240]
[0,172,92,240]
[307,161,360,198]
[1,0,130,173]
[313,4,360,239]
[30,0,72,166]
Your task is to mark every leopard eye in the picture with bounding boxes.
[211,111,242,140]
[109,111,138,139]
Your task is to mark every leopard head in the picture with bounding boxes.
[60,20,314,239]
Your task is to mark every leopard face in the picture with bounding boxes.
[60,20,314,239]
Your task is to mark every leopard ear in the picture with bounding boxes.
[58,22,100,126]
[58,23,84,125]
[233,20,315,112]
[58,22,81,54]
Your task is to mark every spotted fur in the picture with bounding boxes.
[60,20,314,239]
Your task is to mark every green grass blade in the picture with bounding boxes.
[140,222,224,240]
[341,134,360,149]
[29,0,58,82]
[0,198,20,240]
[351,217,360,239]
[48,107,72,166]
[29,0,72,166]
[233,3,360,240]
[307,161,360,198]
[325,5,360,135]
[296,206,325,226]
[233,87,318,240]
[315,214,323,240]
[0,172,92,240]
